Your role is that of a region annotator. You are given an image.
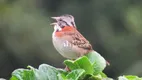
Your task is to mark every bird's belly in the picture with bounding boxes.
[52,37,78,59]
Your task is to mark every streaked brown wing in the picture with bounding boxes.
[62,30,93,51]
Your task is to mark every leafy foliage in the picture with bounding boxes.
[10,51,142,80]
[118,75,142,80]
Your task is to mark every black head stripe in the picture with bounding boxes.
[71,22,75,27]
[58,20,69,27]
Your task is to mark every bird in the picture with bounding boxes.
[50,14,107,62]
[51,14,94,59]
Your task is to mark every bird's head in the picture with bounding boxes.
[51,14,76,32]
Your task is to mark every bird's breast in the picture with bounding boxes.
[52,33,78,59]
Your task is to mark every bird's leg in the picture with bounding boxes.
[64,66,70,71]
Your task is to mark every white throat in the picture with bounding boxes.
[53,24,62,32]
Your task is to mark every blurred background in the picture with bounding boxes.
[0,0,142,79]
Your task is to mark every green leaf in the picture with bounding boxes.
[83,74,101,80]
[83,74,113,80]
[37,64,59,80]
[64,60,80,70]
[74,56,94,74]
[57,68,68,80]
[10,76,18,80]
[83,74,92,80]
[57,73,67,80]
[66,69,85,80]
[99,72,107,78]
[57,68,68,75]
[10,64,67,80]
[10,68,35,80]
[118,75,142,80]
[102,78,114,80]
[125,75,142,80]
[84,74,113,80]
[64,56,94,74]
[118,76,129,80]
[85,51,106,74]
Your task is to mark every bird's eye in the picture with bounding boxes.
[69,15,72,18]
[71,22,75,27]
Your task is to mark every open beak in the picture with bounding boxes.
[51,17,60,21]
[50,22,57,26]
[51,16,60,27]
